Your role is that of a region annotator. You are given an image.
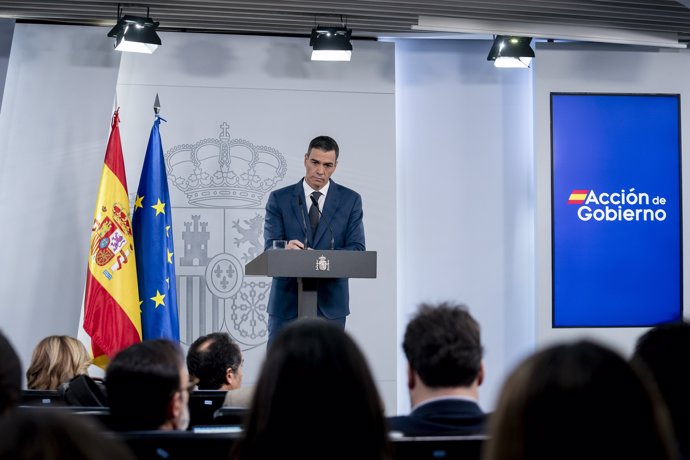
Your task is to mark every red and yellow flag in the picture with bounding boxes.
[567,189,589,204]
[83,110,142,366]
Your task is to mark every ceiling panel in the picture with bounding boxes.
[1,0,689,44]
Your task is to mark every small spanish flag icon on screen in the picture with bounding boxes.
[568,190,589,204]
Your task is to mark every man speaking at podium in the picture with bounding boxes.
[263,135,365,344]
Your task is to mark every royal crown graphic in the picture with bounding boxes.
[165,122,287,208]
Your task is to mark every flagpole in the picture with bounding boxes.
[82,109,143,366]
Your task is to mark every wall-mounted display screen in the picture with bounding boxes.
[551,93,682,327]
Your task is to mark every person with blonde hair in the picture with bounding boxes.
[26,335,91,390]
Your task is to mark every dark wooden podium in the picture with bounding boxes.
[245,250,377,318]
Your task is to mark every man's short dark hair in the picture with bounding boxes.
[187,332,242,390]
[0,332,21,414]
[106,340,184,430]
[307,136,339,160]
[403,302,483,388]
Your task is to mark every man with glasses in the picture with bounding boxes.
[106,339,191,431]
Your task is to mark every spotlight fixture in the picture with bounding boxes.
[107,5,161,54]
[310,26,352,61]
[487,36,534,68]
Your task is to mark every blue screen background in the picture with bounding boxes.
[551,94,682,327]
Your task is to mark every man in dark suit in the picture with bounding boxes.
[263,135,365,344]
[388,302,487,437]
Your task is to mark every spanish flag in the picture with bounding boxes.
[83,110,142,367]
[568,189,589,204]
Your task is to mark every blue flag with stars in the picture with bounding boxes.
[132,116,180,341]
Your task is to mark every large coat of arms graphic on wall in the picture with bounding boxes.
[165,123,287,349]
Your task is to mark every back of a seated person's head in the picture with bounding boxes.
[403,302,483,388]
[633,321,690,457]
[187,332,243,390]
[0,332,21,415]
[106,339,188,431]
[233,319,390,460]
[26,335,90,390]
[0,409,135,460]
[484,340,676,460]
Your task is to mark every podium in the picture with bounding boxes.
[245,250,377,318]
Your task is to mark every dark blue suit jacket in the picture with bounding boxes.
[263,179,365,319]
[387,398,486,437]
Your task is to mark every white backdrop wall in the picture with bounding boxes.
[6,23,686,418]
[0,24,121,377]
[114,32,398,412]
[534,43,690,355]
[394,39,535,412]
[0,25,399,413]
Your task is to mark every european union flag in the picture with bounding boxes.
[132,116,180,340]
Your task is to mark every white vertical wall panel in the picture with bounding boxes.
[115,32,398,413]
[0,24,121,374]
[395,39,535,412]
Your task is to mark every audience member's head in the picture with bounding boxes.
[484,340,676,460]
[26,335,90,390]
[0,332,21,415]
[403,302,483,405]
[232,319,390,460]
[106,339,190,431]
[187,332,243,390]
[634,321,690,458]
[0,409,136,460]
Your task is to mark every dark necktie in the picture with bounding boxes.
[309,191,322,238]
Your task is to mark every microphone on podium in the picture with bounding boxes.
[297,195,309,249]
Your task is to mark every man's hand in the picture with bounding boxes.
[286,240,305,250]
